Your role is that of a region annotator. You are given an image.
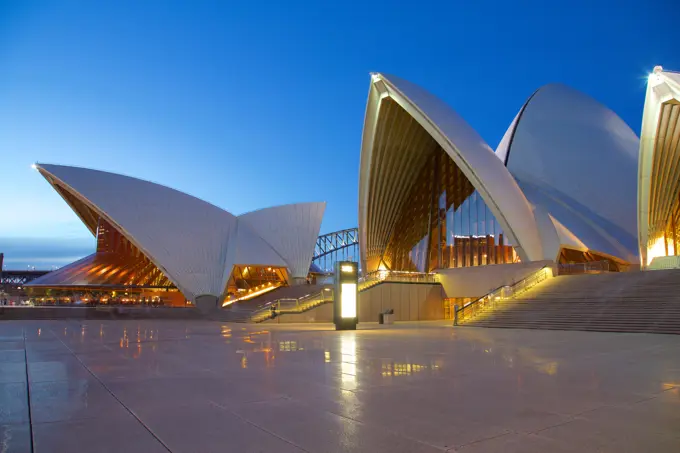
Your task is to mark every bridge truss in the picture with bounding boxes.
[0,270,49,297]
[312,228,359,273]
[0,270,49,286]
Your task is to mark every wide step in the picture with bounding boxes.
[462,269,680,334]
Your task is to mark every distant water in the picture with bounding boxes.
[0,237,92,270]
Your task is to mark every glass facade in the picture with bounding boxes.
[27,218,176,290]
[557,248,628,273]
[645,101,680,265]
[26,218,187,306]
[28,217,292,307]
[382,148,518,272]
[224,265,287,301]
[647,193,680,261]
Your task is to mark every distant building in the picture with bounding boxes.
[26,164,325,311]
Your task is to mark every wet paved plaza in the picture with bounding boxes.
[0,320,679,452]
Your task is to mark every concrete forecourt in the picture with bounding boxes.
[0,320,678,452]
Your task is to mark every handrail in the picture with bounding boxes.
[557,260,610,275]
[297,288,333,304]
[249,288,334,323]
[358,270,440,291]
[454,265,552,325]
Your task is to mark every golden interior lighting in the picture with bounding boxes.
[365,98,519,273]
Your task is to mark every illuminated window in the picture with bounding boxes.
[379,119,518,271]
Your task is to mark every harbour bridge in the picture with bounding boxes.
[0,254,49,296]
[311,228,359,273]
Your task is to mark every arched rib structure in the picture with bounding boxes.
[358,73,544,273]
[638,67,680,266]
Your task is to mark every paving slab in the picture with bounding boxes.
[0,319,678,452]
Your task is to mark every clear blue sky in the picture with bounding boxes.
[1,0,678,269]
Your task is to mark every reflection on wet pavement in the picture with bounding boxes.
[0,320,679,452]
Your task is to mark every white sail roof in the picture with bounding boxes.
[358,73,546,272]
[638,67,680,266]
[238,202,326,279]
[497,83,640,263]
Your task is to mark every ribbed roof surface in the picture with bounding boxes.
[497,84,640,263]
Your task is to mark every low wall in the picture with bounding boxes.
[437,260,553,298]
[358,282,445,322]
[263,282,446,324]
[0,306,204,321]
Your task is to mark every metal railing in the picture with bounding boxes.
[249,288,334,323]
[358,270,440,292]
[648,255,680,270]
[454,266,552,325]
[557,260,611,275]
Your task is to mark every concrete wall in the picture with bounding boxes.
[358,283,445,322]
[0,306,203,320]
[264,282,446,323]
[437,260,553,298]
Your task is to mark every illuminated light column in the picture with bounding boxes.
[334,261,358,331]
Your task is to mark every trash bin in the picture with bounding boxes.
[379,308,394,324]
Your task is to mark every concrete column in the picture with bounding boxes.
[194,295,219,314]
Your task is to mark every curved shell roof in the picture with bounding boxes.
[33,164,323,301]
[239,202,326,279]
[497,83,640,263]
[358,73,545,271]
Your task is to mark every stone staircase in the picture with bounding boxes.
[250,289,334,323]
[219,284,330,322]
[462,269,680,334]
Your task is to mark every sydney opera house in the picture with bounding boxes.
[26,66,680,316]
[359,72,639,281]
[26,164,325,311]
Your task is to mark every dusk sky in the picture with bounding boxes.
[1,0,678,269]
